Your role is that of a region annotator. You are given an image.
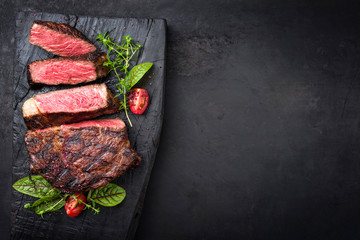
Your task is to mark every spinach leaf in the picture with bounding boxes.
[124,62,153,90]
[13,175,60,198]
[88,183,126,207]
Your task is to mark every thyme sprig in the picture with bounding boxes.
[97,33,142,127]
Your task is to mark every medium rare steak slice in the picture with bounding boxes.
[29,20,97,57]
[28,53,109,85]
[23,83,119,129]
[25,119,141,193]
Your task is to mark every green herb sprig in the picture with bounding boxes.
[97,33,152,127]
[97,33,141,77]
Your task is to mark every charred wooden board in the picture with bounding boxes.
[11,11,166,240]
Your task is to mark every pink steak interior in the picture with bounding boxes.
[30,24,96,57]
[30,59,96,85]
[64,119,125,128]
[35,84,107,113]
[35,119,125,133]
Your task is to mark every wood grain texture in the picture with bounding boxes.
[11,11,166,240]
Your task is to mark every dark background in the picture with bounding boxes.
[2,0,360,239]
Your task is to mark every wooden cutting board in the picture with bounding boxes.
[11,11,166,240]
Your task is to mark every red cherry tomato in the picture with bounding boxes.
[128,88,149,115]
[65,193,86,217]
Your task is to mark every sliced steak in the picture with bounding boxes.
[23,83,119,129]
[28,53,109,86]
[25,118,141,193]
[29,20,97,57]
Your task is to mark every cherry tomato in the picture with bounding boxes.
[65,193,86,217]
[128,88,149,115]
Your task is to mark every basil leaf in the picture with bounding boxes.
[13,175,59,198]
[24,194,66,217]
[88,183,126,207]
[124,62,153,90]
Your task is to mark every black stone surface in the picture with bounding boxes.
[2,0,360,240]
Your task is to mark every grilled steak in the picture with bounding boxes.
[29,20,97,57]
[25,119,141,193]
[23,83,119,129]
[28,53,109,86]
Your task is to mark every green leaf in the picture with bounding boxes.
[13,175,59,198]
[87,183,126,207]
[24,194,66,217]
[124,62,153,90]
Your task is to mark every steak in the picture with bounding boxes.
[28,53,109,86]
[29,20,97,57]
[23,83,119,130]
[25,118,141,193]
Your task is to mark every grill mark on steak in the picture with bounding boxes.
[25,119,141,193]
[53,169,73,186]
[100,128,126,138]
[65,132,82,143]
[86,175,108,187]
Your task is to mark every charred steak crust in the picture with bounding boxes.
[93,53,110,78]
[25,119,141,193]
[27,52,109,86]
[23,84,120,130]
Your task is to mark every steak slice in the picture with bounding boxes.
[29,20,97,57]
[23,83,119,130]
[25,118,141,193]
[28,53,109,86]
